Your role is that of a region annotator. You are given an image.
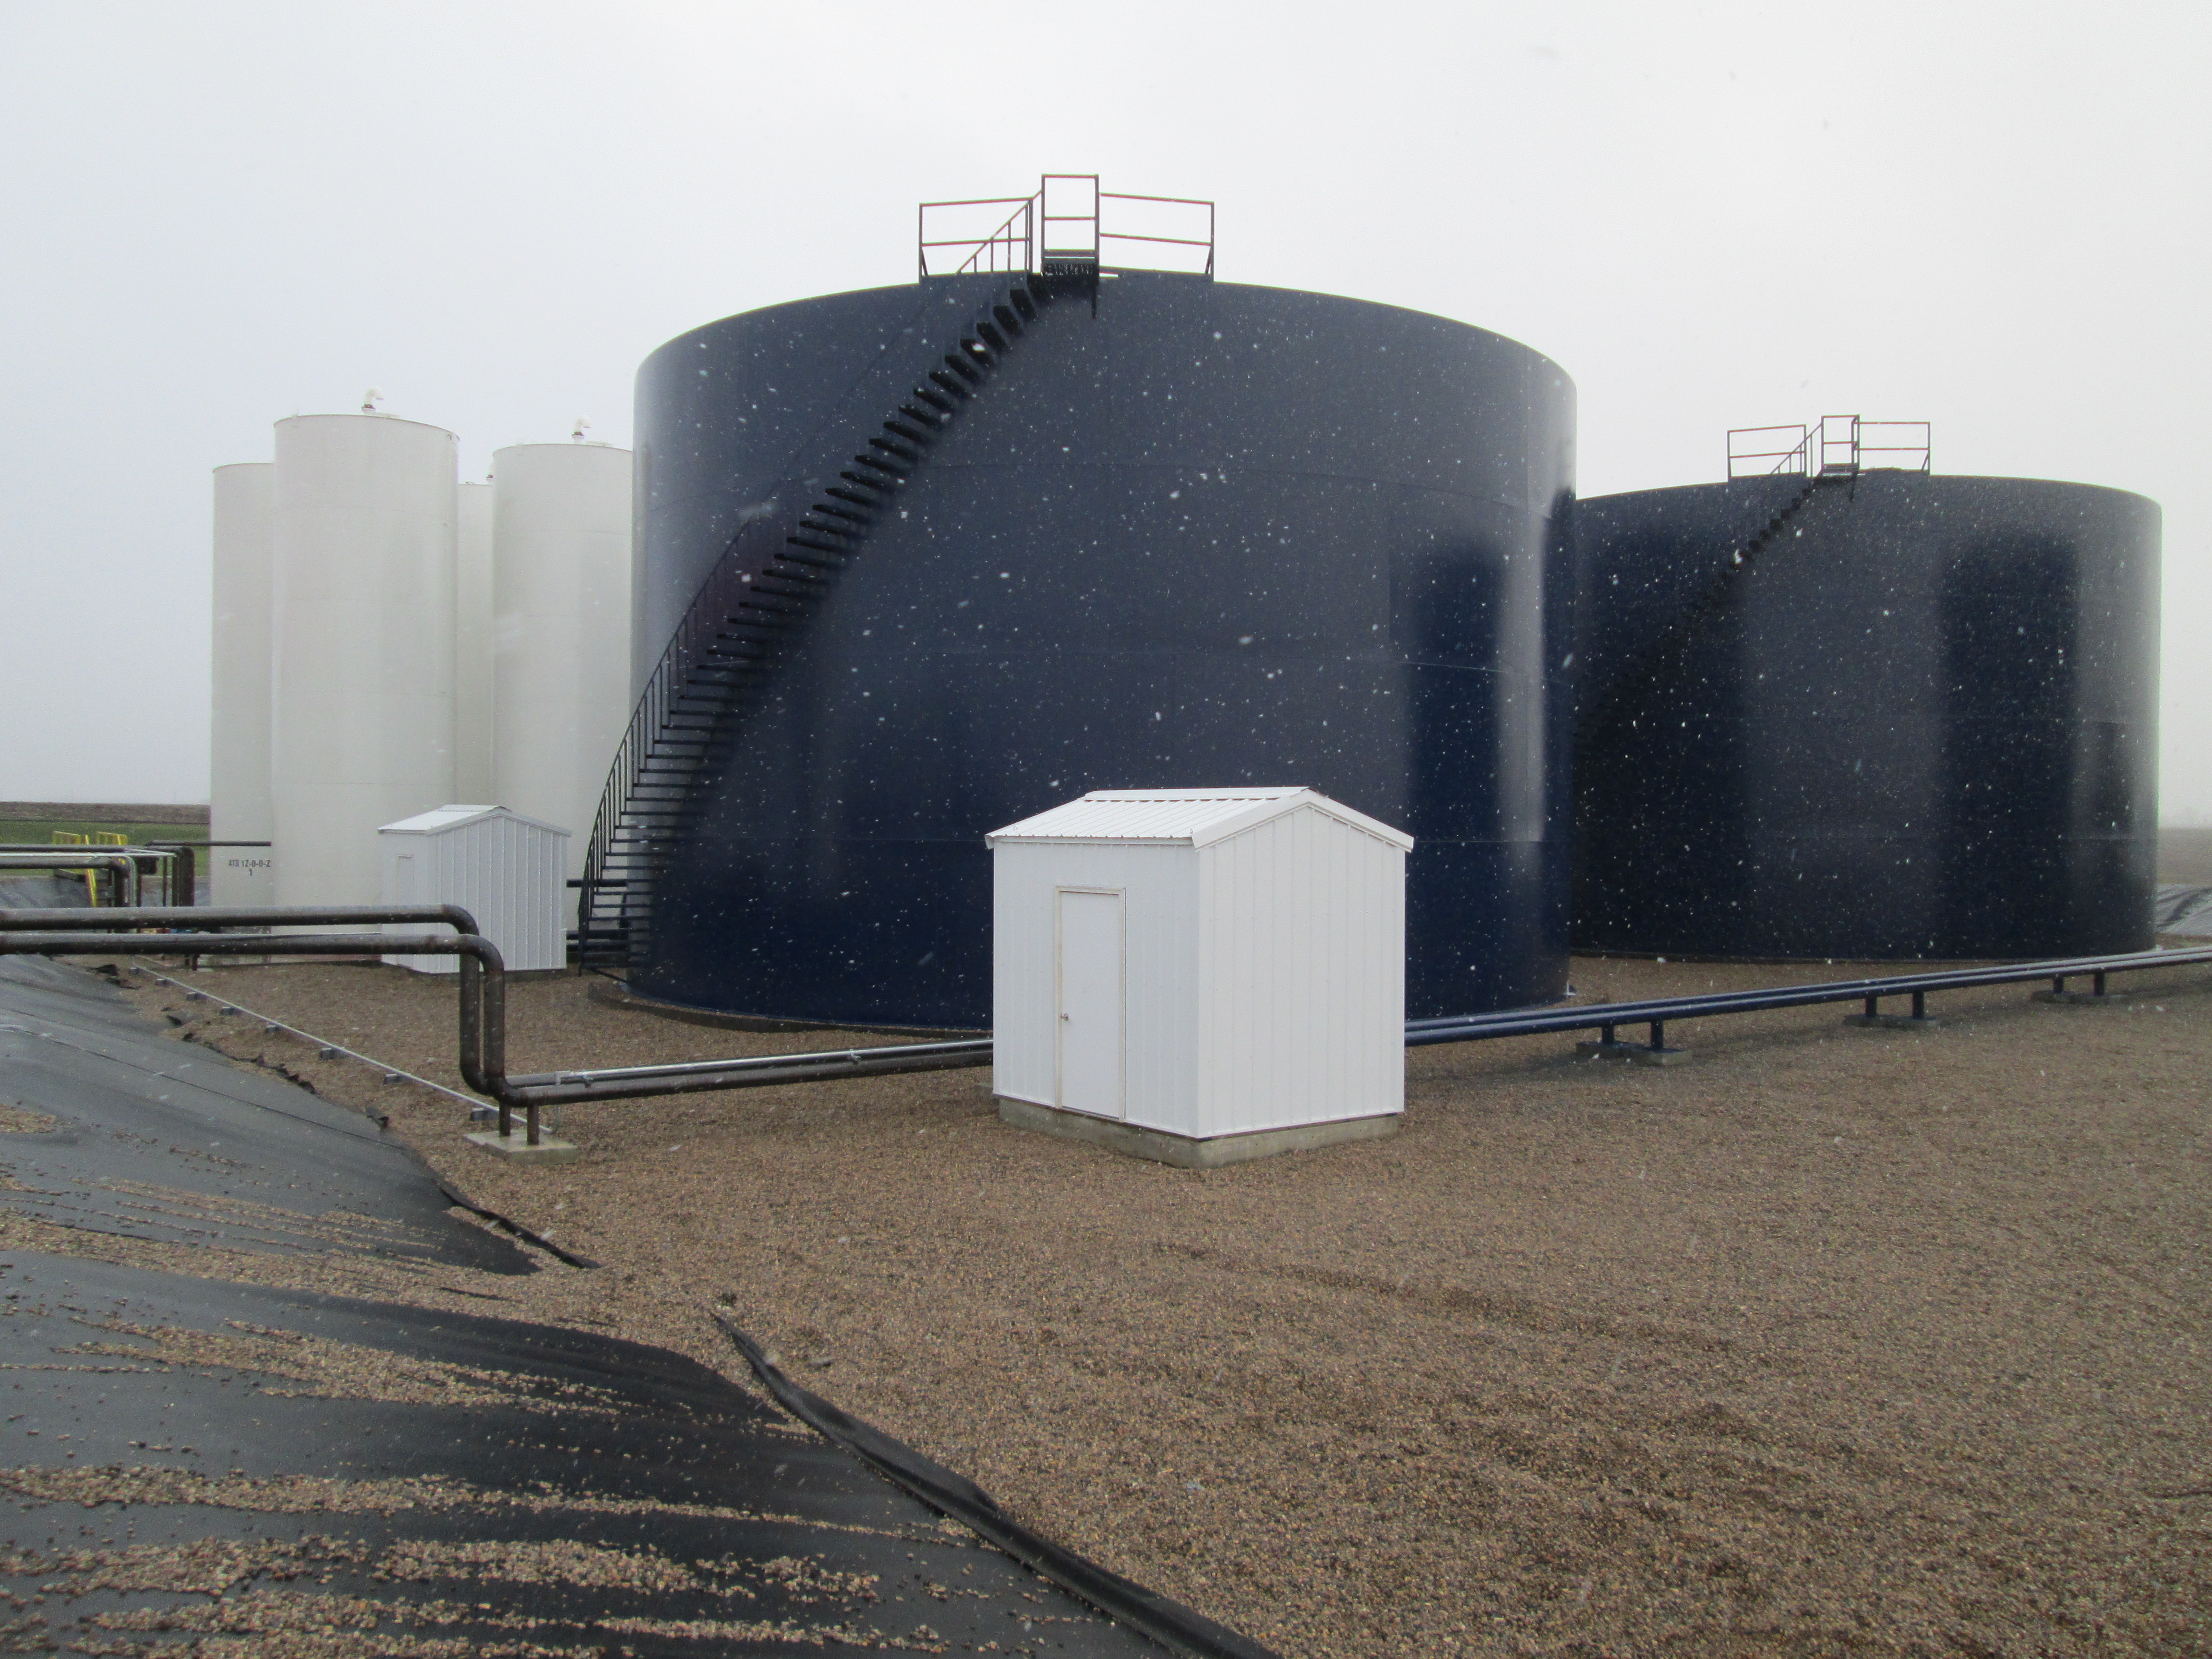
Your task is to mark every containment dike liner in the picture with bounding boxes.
[0,1251,1175,1652]
[0,954,530,1273]
[0,956,1252,1654]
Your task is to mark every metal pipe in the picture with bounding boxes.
[156,844,192,907]
[0,844,160,852]
[0,903,479,934]
[0,914,990,1141]
[30,920,2198,1135]
[10,899,472,965]
[1406,946,2212,1048]
[0,852,142,904]
[0,930,532,1142]
[509,1038,996,1104]
[0,845,171,852]
[0,904,494,1097]
[0,854,141,907]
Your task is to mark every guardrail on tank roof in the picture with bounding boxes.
[1727,415,1931,480]
[919,173,1214,278]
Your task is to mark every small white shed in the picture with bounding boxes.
[377,805,570,974]
[986,787,1411,1167]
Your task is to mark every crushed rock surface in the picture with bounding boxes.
[82,951,2212,1658]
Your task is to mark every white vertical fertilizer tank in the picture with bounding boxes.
[491,441,633,917]
[454,478,496,803]
[210,462,276,906]
[269,412,458,907]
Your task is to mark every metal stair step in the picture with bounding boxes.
[584,274,1039,938]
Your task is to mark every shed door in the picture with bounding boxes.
[1055,888,1125,1120]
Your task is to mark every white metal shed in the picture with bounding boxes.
[986,787,1411,1167]
[377,805,570,974]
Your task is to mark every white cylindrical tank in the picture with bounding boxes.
[492,442,634,918]
[454,478,495,802]
[209,462,276,906]
[270,413,458,907]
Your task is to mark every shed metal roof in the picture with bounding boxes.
[985,787,1413,851]
[378,804,572,837]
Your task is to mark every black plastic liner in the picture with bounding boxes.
[0,955,529,1274]
[0,1250,1167,1653]
[0,955,1268,1653]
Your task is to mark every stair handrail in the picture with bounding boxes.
[918,193,1035,277]
[1726,423,1812,479]
[577,516,783,969]
[578,271,1067,972]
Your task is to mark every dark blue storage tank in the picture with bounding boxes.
[628,273,1576,1026]
[1572,472,2160,959]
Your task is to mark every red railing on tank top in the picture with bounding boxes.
[919,174,1215,278]
[1727,416,1931,480]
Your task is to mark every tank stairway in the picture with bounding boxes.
[1573,473,1833,750]
[575,274,1072,973]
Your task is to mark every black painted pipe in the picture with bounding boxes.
[509,1038,996,1104]
[0,911,991,1146]
[0,930,531,1142]
[28,917,2200,1142]
[0,904,481,934]
[0,854,142,907]
[0,901,481,977]
[1405,945,2212,1047]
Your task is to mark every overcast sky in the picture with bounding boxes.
[3,2,2206,820]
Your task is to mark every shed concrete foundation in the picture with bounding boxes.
[997,1097,1397,1168]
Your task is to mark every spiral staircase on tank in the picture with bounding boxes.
[1576,415,1926,747]
[575,271,1082,973]
[1573,474,1827,751]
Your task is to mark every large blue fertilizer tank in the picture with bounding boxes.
[614,272,1576,1026]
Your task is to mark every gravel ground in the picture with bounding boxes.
[92,950,2212,1658]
